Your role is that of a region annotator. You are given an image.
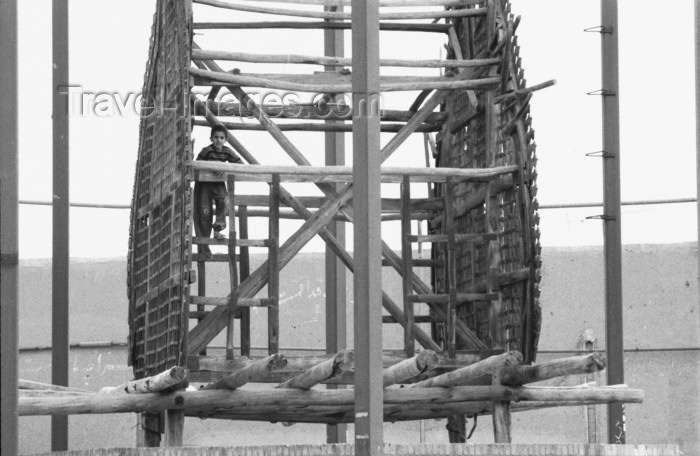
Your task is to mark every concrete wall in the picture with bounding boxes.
[17,243,699,454]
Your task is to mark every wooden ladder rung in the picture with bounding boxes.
[409,233,498,243]
[382,315,436,324]
[407,292,499,303]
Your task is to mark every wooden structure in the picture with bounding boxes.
[124,0,554,443]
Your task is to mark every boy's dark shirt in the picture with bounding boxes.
[196,144,243,164]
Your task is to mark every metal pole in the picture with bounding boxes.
[601,0,625,444]
[52,0,70,450]
[352,0,383,453]
[0,1,20,454]
[695,0,700,295]
[325,7,348,444]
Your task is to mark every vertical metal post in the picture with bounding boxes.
[600,0,625,444]
[352,0,383,453]
[325,7,347,444]
[52,0,70,450]
[0,2,19,455]
[695,0,700,288]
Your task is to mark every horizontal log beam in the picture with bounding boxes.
[193,21,451,33]
[191,68,501,93]
[18,384,644,417]
[192,162,518,184]
[278,349,353,389]
[195,0,483,7]
[194,0,488,20]
[192,119,441,133]
[192,49,501,69]
[191,101,447,123]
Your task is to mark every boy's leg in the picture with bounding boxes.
[195,184,214,253]
[211,183,228,233]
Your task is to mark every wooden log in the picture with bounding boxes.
[278,349,353,389]
[499,353,607,386]
[18,384,644,417]
[193,21,451,33]
[383,350,438,386]
[200,354,288,390]
[192,119,441,133]
[493,79,557,103]
[231,194,443,212]
[267,175,280,355]
[191,68,501,93]
[192,101,447,123]
[98,367,188,395]
[491,374,511,443]
[191,162,518,184]
[410,351,523,388]
[194,0,488,20]
[192,49,501,69]
[19,389,93,397]
[19,379,91,393]
[197,0,484,7]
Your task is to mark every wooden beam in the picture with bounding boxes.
[191,68,501,93]
[191,162,518,183]
[195,0,483,7]
[500,353,607,386]
[200,354,288,390]
[99,367,188,395]
[192,49,501,69]
[194,0,488,20]
[410,351,522,388]
[383,350,438,386]
[193,21,451,33]
[278,349,353,389]
[192,119,441,133]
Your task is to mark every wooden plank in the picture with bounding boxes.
[193,49,500,69]
[164,410,184,447]
[268,175,280,354]
[196,0,484,7]
[409,233,497,243]
[190,296,274,307]
[193,0,488,20]
[407,293,500,303]
[191,68,500,93]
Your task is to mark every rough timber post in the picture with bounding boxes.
[601,0,625,444]
[325,4,348,443]
[352,0,383,452]
[695,0,700,311]
[0,1,19,454]
[52,0,70,450]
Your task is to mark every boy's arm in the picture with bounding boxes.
[226,148,243,164]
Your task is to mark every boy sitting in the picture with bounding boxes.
[194,125,243,255]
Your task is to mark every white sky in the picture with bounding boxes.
[15,0,699,259]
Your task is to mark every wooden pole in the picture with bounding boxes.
[383,350,438,386]
[499,353,606,386]
[52,0,70,450]
[278,349,354,389]
[401,176,415,356]
[192,49,501,69]
[193,20,450,33]
[491,374,511,443]
[268,175,280,354]
[410,351,523,388]
[191,119,441,133]
[201,354,288,390]
[696,0,700,313]
[191,68,501,93]
[238,206,251,357]
[0,2,19,453]
[196,0,483,7]
[226,175,239,360]
[352,0,383,451]
[99,367,188,395]
[194,0,488,20]
[600,0,625,444]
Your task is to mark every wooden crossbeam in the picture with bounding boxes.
[191,68,501,93]
[194,0,488,20]
[410,351,523,388]
[192,119,441,133]
[192,49,501,69]
[197,0,484,7]
[200,354,288,390]
[193,21,451,33]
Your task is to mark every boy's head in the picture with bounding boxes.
[210,125,227,151]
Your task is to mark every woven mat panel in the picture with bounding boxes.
[127,0,193,380]
[431,0,541,361]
